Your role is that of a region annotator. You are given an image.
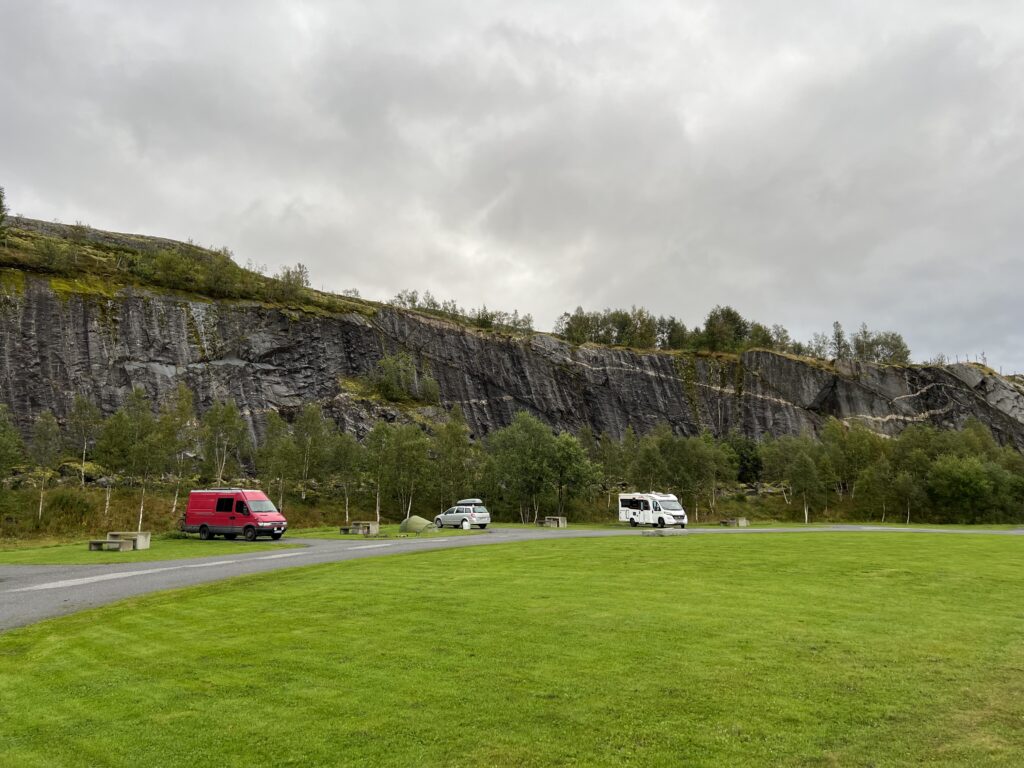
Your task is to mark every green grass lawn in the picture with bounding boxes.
[1,534,1022,766]
[0,535,296,565]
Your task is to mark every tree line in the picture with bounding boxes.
[389,288,534,334]
[554,304,911,364]
[2,384,1022,532]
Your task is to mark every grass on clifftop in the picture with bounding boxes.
[1,534,1022,767]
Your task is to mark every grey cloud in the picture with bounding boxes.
[2,1,1023,369]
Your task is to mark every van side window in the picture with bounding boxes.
[641,501,650,511]
[235,501,248,515]
[216,497,233,513]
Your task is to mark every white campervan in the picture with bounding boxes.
[618,492,688,528]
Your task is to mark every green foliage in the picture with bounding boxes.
[200,400,250,484]
[0,186,8,247]
[486,412,558,523]
[555,302,913,365]
[29,411,63,470]
[66,395,102,484]
[390,288,533,334]
[269,263,310,303]
[0,405,24,478]
[292,403,332,500]
[257,410,300,510]
[157,384,198,478]
[95,389,167,482]
[370,352,440,403]
[432,406,476,509]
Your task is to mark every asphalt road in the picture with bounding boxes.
[1,525,1021,632]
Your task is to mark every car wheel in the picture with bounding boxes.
[435,518,443,529]
[461,519,471,530]
[680,523,687,529]
[244,526,257,542]
[629,518,638,528]
[271,533,283,540]
[199,525,213,540]
[224,533,237,540]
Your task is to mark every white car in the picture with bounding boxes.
[435,498,491,530]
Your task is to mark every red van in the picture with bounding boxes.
[182,489,288,541]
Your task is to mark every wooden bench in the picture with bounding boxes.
[89,539,135,552]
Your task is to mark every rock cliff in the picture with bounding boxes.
[2,271,1024,448]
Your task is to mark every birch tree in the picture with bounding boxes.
[29,411,62,524]
[292,403,330,500]
[66,395,102,488]
[258,411,298,511]
[201,400,249,485]
[158,384,197,518]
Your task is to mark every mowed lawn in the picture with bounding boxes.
[1,535,1022,767]
[0,536,295,565]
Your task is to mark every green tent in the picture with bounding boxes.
[399,515,433,534]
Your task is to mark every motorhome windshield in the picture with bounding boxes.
[248,501,279,513]
[659,500,683,511]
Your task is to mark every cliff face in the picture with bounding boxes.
[3,272,1024,448]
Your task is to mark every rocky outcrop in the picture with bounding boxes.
[2,272,1024,448]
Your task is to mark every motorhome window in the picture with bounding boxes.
[641,501,650,510]
[216,498,233,513]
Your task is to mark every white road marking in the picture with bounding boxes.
[7,566,179,592]
[182,560,239,568]
[349,543,393,550]
[5,552,309,593]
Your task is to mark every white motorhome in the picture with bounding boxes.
[618,492,688,528]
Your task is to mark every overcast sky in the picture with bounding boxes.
[2,1,1023,370]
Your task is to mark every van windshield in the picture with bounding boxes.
[659,500,683,511]
[248,501,279,513]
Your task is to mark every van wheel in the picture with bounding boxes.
[199,526,213,540]
[478,524,487,529]
[435,519,443,529]
[271,533,283,540]
[657,517,666,528]
[629,518,638,528]
[224,533,237,540]
[679,523,687,529]
[244,526,257,542]
[461,519,471,530]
